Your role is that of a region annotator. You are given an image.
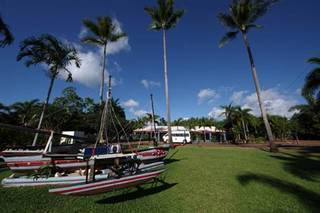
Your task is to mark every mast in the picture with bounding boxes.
[104,75,112,144]
[150,94,157,145]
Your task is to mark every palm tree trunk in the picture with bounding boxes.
[100,44,107,105]
[162,29,172,145]
[241,120,248,143]
[32,75,56,146]
[241,32,276,151]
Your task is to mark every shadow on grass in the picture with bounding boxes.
[164,149,186,165]
[271,148,320,181]
[237,173,320,212]
[164,158,180,164]
[96,180,177,204]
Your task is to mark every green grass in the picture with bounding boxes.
[0,146,320,213]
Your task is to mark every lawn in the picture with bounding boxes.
[0,146,319,213]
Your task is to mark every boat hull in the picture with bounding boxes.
[1,162,165,187]
[1,148,168,173]
[49,169,165,196]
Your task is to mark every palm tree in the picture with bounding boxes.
[0,16,14,47]
[217,0,278,151]
[302,57,320,103]
[145,0,184,145]
[17,34,81,146]
[81,17,126,104]
[236,106,252,142]
[11,99,40,126]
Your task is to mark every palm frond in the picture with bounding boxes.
[144,7,163,30]
[217,13,238,29]
[307,57,320,65]
[81,36,103,46]
[0,16,14,47]
[249,0,279,23]
[165,9,184,29]
[219,31,239,48]
[302,67,320,101]
[82,19,100,37]
[110,32,127,42]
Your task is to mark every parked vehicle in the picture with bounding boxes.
[163,130,191,144]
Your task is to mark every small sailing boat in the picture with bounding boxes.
[47,76,165,195]
[1,76,168,190]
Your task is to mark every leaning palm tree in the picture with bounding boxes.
[17,34,81,146]
[217,0,278,151]
[145,0,184,144]
[81,17,126,104]
[0,16,14,47]
[302,57,320,103]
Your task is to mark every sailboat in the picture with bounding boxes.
[1,76,167,189]
[46,76,165,195]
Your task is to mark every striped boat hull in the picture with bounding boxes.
[49,169,165,196]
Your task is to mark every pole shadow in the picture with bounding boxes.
[237,173,320,212]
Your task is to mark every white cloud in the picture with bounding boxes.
[208,107,225,121]
[123,99,139,108]
[133,110,148,117]
[60,49,103,87]
[230,90,248,105]
[106,19,130,55]
[141,79,161,89]
[198,88,219,104]
[241,88,298,118]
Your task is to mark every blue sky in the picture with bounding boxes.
[0,0,318,120]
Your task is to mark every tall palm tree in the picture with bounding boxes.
[217,0,278,151]
[17,34,81,146]
[302,57,320,103]
[0,16,14,47]
[81,17,126,104]
[145,0,184,145]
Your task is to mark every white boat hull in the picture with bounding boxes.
[1,162,164,187]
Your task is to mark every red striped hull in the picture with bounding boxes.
[49,169,165,196]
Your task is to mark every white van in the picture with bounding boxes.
[163,130,191,144]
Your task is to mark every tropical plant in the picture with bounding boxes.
[81,17,126,104]
[302,57,320,102]
[0,16,14,47]
[236,107,252,142]
[17,34,81,146]
[145,0,184,144]
[269,115,291,141]
[10,99,40,126]
[290,100,320,140]
[217,0,278,151]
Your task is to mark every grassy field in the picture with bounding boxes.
[0,146,319,213]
